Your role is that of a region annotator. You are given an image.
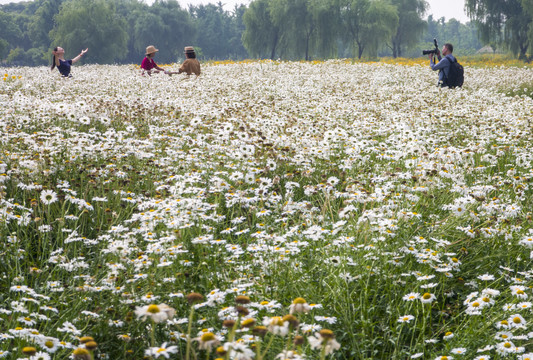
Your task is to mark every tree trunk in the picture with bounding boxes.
[392,40,398,58]
[305,32,311,61]
[270,31,278,60]
[357,41,364,59]
[518,43,528,61]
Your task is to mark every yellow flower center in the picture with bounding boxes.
[272,316,284,326]
[293,297,307,304]
[241,318,255,327]
[73,348,90,355]
[147,304,160,314]
[201,332,216,342]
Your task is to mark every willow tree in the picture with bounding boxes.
[269,0,337,60]
[522,0,533,59]
[50,0,128,63]
[341,0,398,59]
[242,0,280,59]
[466,0,531,60]
[388,0,427,58]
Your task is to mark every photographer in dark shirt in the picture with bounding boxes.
[429,43,456,87]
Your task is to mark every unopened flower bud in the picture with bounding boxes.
[294,335,305,346]
[85,341,98,351]
[186,292,204,305]
[223,319,236,328]
[241,318,256,328]
[80,336,94,344]
[282,314,299,328]
[22,347,37,356]
[319,329,335,339]
[236,305,249,316]
[235,295,251,304]
[252,325,268,337]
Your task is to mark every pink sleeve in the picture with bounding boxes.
[141,57,149,70]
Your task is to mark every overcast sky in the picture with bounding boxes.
[0,0,471,23]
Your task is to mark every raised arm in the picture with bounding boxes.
[72,48,88,64]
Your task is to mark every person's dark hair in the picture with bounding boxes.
[444,43,453,53]
[51,47,58,70]
[186,51,196,59]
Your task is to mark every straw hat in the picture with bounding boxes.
[184,46,195,53]
[145,45,159,55]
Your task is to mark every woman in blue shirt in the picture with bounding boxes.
[51,46,88,77]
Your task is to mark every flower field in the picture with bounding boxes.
[1,60,533,360]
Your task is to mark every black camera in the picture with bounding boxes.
[422,38,439,55]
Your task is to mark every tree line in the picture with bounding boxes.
[0,0,247,65]
[0,0,530,66]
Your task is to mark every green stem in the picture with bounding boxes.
[255,339,262,360]
[259,334,275,359]
[150,319,156,347]
[185,306,195,360]
[286,328,293,351]
[319,342,327,360]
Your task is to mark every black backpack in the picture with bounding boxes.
[445,56,464,88]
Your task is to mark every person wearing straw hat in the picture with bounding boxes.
[164,46,201,77]
[141,45,167,76]
[51,46,88,77]
[178,46,201,76]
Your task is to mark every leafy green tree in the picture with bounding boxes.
[466,0,531,60]
[309,0,338,59]
[50,0,128,63]
[0,39,9,60]
[0,10,23,46]
[149,0,194,63]
[27,0,63,48]
[423,15,482,56]
[228,5,250,59]
[113,0,150,63]
[242,0,280,59]
[189,2,247,60]
[269,0,337,60]
[341,0,398,59]
[190,3,228,59]
[522,0,533,59]
[131,11,171,61]
[388,0,427,57]
[22,0,65,65]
